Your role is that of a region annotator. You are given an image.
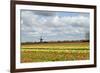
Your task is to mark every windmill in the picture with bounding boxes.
[40,35,43,43]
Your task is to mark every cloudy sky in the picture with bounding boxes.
[20,9,90,42]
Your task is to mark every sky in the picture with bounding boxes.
[20,9,90,42]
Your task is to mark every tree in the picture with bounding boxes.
[85,32,90,41]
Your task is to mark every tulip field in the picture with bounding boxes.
[21,42,89,63]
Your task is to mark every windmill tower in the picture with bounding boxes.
[40,36,43,43]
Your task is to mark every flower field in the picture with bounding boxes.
[21,42,89,63]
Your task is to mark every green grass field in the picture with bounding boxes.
[21,42,89,63]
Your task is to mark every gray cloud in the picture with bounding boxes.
[33,10,55,16]
[20,10,90,42]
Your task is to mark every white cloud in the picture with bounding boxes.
[21,10,90,42]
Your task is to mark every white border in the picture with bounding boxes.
[16,4,94,69]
